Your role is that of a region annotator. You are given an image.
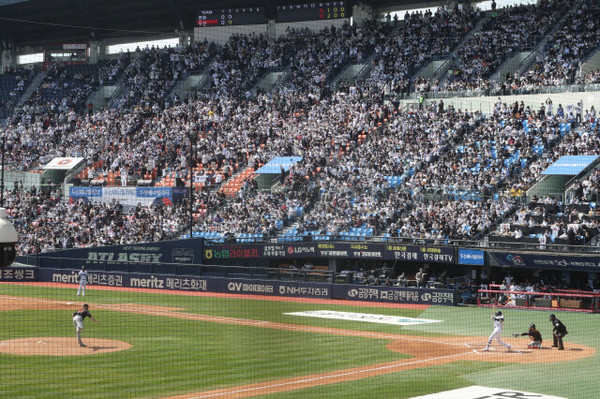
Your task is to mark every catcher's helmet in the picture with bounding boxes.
[530,323,536,329]
[495,310,502,316]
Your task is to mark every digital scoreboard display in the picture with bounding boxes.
[43,42,88,66]
[276,2,348,23]
[197,7,266,27]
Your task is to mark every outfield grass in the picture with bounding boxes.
[1,284,598,398]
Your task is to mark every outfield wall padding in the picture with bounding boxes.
[0,267,457,305]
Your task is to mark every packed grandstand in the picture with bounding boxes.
[1,0,600,258]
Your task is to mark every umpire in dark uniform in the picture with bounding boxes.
[549,314,567,350]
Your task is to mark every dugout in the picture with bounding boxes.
[478,286,600,313]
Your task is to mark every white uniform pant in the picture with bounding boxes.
[487,327,510,349]
[528,340,542,349]
[77,281,87,296]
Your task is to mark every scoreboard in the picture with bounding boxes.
[276,1,348,23]
[197,7,266,27]
[43,42,88,67]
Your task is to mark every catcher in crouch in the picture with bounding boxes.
[512,323,543,349]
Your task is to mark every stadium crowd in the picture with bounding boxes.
[1,1,600,255]
[507,0,600,90]
[443,0,563,91]
[365,5,479,95]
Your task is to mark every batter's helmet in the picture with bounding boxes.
[496,310,502,316]
[530,323,536,329]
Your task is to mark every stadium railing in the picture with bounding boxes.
[203,235,600,254]
[478,287,600,313]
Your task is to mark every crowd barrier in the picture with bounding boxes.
[478,288,600,313]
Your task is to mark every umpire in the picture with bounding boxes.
[549,314,568,350]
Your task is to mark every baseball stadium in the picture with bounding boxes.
[1,0,600,398]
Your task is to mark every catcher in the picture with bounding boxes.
[512,323,542,349]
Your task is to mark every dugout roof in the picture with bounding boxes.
[255,156,303,174]
[542,156,599,176]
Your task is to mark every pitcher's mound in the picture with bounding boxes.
[0,337,131,356]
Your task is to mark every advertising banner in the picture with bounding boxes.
[204,244,262,261]
[266,243,318,257]
[333,285,456,305]
[38,269,330,298]
[104,187,153,206]
[316,242,382,258]
[205,242,455,263]
[382,244,455,263]
[70,186,103,198]
[23,268,457,306]
[68,186,186,207]
[33,239,203,270]
[211,277,331,299]
[492,252,600,271]
[0,267,38,281]
[458,249,485,265]
[43,157,84,170]
[40,268,208,292]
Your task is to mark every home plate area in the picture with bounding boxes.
[452,336,593,363]
[464,342,526,354]
[384,335,593,365]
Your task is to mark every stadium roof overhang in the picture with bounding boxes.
[0,0,444,47]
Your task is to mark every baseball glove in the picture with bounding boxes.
[512,332,519,337]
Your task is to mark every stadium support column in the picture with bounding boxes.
[328,258,337,273]
[189,131,194,239]
[1,134,4,207]
[267,19,276,40]
[88,41,102,64]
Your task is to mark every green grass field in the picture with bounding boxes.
[0,283,598,399]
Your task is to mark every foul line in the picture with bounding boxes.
[183,351,472,399]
